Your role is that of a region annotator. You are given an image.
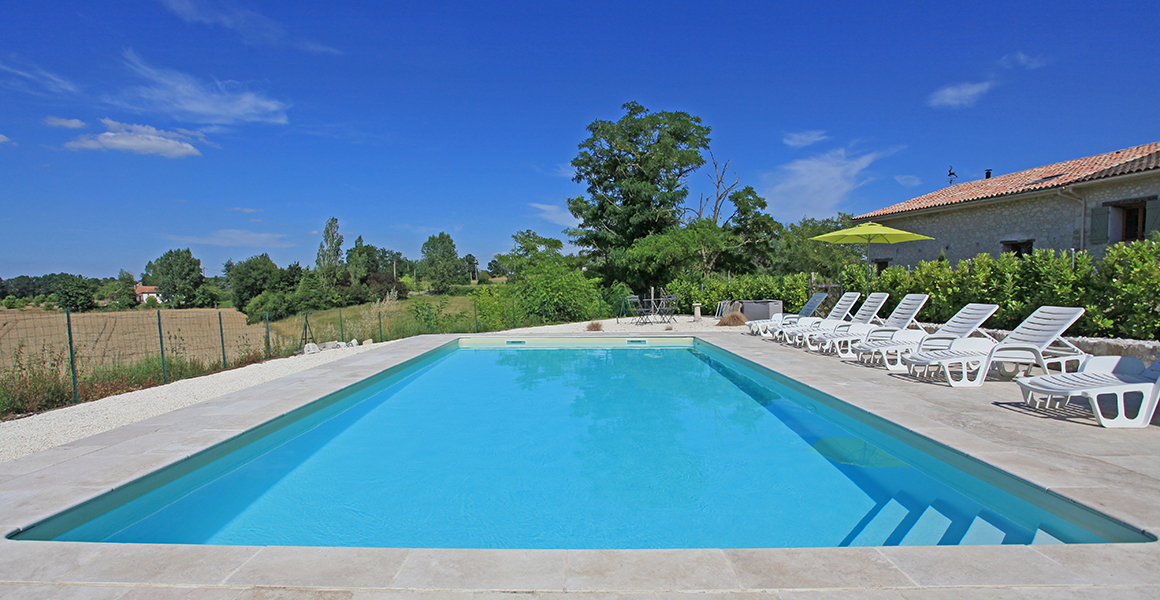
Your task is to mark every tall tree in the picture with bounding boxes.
[315,217,344,289]
[152,248,205,308]
[463,254,478,280]
[420,232,467,294]
[566,101,711,288]
[112,269,139,310]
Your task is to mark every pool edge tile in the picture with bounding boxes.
[389,548,566,591]
[564,549,738,592]
[875,544,1091,587]
[723,547,913,590]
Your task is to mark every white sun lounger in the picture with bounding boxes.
[783,293,889,347]
[806,294,930,357]
[766,292,860,342]
[1017,355,1160,428]
[748,292,828,336]
[901,306,1087,388]
[852,303,999,372]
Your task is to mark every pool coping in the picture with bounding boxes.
[1,332,1159,597]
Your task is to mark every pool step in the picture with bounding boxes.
[849,498,1028,546]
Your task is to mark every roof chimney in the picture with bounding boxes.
[985,169,992,179]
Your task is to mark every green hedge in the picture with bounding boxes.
[668,235,1160,340]
[835,237,1159,340]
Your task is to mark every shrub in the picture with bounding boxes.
[717,311,747,326]
[1088,234,1160,340]
[586,320,603,331]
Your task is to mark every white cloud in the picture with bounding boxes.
[44,116,86,128]
[0,59,78,95]
[0,134,10,144]
[63,118,204,158]
[1000,52,1046,70]
[763,148,896,220]
[159,0,342,55]
[782,130,830,148]
[164,229,294,248]
[928,81,995,108]
[894,175,922,187]
[249,218,261,223]
[529,203,580,227]
[307,230,319,235]
[111,50,289,125]
[552,164,576,178]
[229,207,263,213]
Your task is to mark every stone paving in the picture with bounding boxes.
[0,332,1157,599]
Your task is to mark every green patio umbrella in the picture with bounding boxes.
[810,222,934,296]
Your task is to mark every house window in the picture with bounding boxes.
[1002,239,1034,257]
[1122,202,1146,241]
[873,260,890,274]
[1096,195,1158,244]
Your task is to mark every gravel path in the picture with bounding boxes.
[0,316,746,463]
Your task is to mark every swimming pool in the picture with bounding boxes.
[9,337,1153,548]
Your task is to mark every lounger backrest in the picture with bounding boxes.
[850,293,889,324]
[934,303,999,338]
[798,292,829,317]
[824,292,861,320]
[1004,306,1085,349]
[883,294,929,329]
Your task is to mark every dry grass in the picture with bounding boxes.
[0,307,291,373]
[717,311,748,326]
[586,321,603,331]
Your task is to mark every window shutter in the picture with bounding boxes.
[1090,207,1110,244]
[1145,198,1160,236]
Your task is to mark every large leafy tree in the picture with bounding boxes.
[151,248,205,308]
[229,253,282,310]
[421,232,467,294]
[54,274,97,312]
[566,101,711,289]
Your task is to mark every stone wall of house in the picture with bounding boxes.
[871,172,1160,267]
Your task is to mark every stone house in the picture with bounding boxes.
[855,141,1160,269]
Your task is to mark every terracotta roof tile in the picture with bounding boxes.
[857,141,1160,220]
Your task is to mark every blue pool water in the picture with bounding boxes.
[13,338,1152,548]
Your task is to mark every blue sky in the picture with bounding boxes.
[2,0,1158,279]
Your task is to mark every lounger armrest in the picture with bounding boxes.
[835,323,877,337]
[890,329,927,343]
[863,326,901,342]
[1080,355,1147,375]
[989,343,1047,366]
[947,337,997,352]
[916,335,956,352]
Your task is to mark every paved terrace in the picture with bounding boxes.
[1,330,1158,599]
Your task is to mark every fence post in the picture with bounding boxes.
[157,310,168,383]
[218,311,227,369]
[65,308,78,404]
[339,308,345,341]
[597,296,602,319]
[474,299,478,333]
[378,311,383,342]
[427,306,432,334]
[264,312,271,358]
[541,300,545,323]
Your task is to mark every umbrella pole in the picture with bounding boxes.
[865,241,871,297]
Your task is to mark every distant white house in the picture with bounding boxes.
[135,285,162,304]
[856,141,1160,268]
